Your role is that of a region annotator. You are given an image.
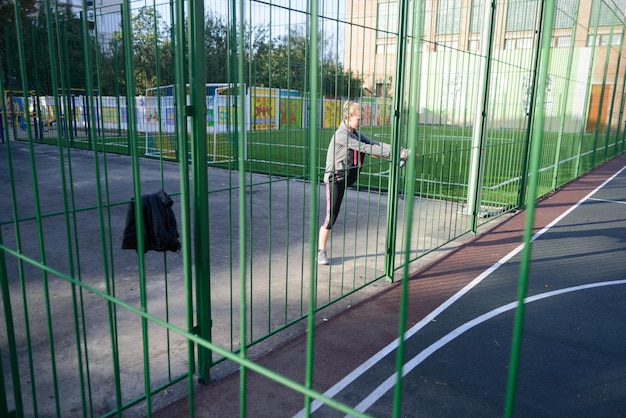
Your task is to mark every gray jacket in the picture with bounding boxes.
[323,122,391,185]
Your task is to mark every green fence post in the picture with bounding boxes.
[303,0,319,413]
[59,20,75,146]
[188,0,212,384]
[392,1,424,414]
[236,0,249,415]
[552,1,580,190]
[466,0,496,230]
[604,28,624,159]
[516,0,547,210]
[504,0,555,416]
[171,0,197,411]
[0,55,10,143]
[587,2,604,169]
[594,25,615,165]
[573,5,601,177]
[0,222,21,418]
[383,0,410,282]
[27,24,43,142]
[121,2,154,415]
[0,54,27,418]
[616,45,626,154]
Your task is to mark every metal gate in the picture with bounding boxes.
[1,0,625,416]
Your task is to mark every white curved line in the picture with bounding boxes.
[293,164,626,417]
[351,280,626,415]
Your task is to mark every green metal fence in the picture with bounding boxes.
[1,0,625,416]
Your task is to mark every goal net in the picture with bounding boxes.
[143,83,246,162]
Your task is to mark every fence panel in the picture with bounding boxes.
[1,0,625,416]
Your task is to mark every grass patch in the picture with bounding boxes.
[23,124,621,207]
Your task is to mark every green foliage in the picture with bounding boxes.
[205,12,230,83]
[249,26,364,98]
[0,0,37,86]
[2,4,364,98]
[100,6,174,95]
[1,3,90,94]
[128,7,174,94]
[111,8,364,97]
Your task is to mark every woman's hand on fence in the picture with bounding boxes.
[399,148,418,167]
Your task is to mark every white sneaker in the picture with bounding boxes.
[317,249,330,265]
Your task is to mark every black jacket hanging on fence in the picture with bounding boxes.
[122,189,181,253]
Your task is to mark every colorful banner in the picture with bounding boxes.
[145,108,159,123]
[251,95,276,130]
[360,98,374,127]
[102,107,118,124]
[279,98,302,129]
[377,98,392,126]
[218,105,235,125]
[166,108,175,126]
[323,100,342,128]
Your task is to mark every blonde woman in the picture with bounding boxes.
[318,101,408,265]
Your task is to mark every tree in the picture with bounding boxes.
[101,6,174,96]
[250,27,363,98]
[1,0,49,91]
[0,2,91,95]
[205,12,229,83]
[129,6,173,94]
[98,33,126,96]
[203,12,270,87]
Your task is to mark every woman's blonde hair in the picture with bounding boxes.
[343,101,361,122]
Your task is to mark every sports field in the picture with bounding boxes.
[23,122,618,209]
[198,124,615,205]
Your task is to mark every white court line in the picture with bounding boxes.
[588,197,626,205]
[350,279,626,415]
[374,148,604,191]
[293,164,626,418]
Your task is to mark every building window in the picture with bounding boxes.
[506,0,538,31]
[589,0,626,27]
[587,32,623,46]
[437,0,461,35]
[469,38,480,51]
[504,37,534,50]
[375,81,391,97]
[376,44,396,55]
[609,33,620,46]
[470,0,484,34]
[377,2,398,39]
[551,36,572,48]
[587,34,607,46]
[435,39,459,51]
[553,0,577,29]
[517,37,533,49]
